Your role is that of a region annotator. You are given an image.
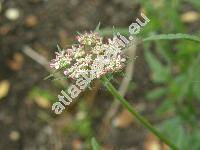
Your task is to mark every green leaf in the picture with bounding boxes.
[145,51,171,83]
[28,87,55,102]
[189,0,200,11]
[94,22,101,32]
[193,84,200,100]
[146,87,167,101]
[159,117,188,149]
[91,137,101,150]
[143,33,200,43]
[169,74,189,101]
[156,100,174,115]
[188,130,200,150]
[189,54,200,100]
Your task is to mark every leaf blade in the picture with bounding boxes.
[143,33,200,43]
[91,137,101,150]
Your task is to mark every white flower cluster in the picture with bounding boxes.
[50,31,126,79]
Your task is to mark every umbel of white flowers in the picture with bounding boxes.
[51,12,150,114]
[51,32,127,114]
[50,32,126,79]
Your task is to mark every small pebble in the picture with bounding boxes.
[25,15,38,27]
[5,8,20,21]
[0,25,11,35]
[72,139,83,150]
[181,11,199,23]
[9,130,20,141]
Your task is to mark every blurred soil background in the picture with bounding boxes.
[0,0,200,150]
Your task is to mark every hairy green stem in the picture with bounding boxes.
[101,76,178,150]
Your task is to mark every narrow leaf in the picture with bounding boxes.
[57,44,62,52]
[145,51,170,83]
[91,137,101,150]
[94,22,101,32]
[146,87,167,101]
[143,33,200,43]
